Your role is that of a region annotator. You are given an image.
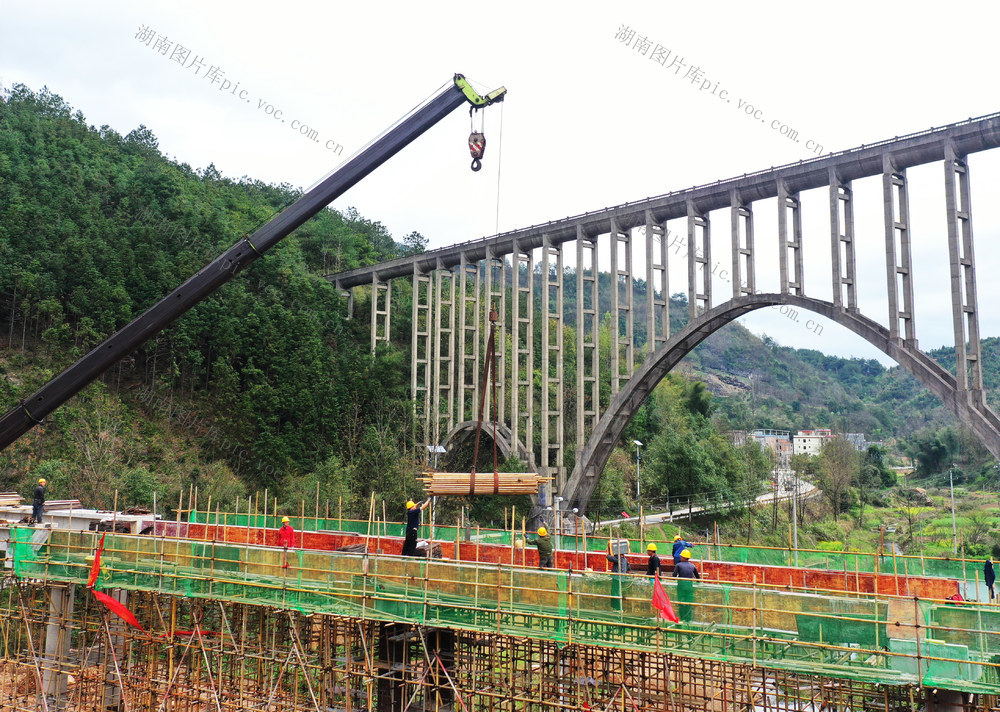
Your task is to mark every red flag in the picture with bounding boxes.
[87,533,106,588]
[621,511,630,518]
[92,589,146,632]
[651,575,680,623]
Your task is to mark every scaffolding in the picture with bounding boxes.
[7,527,1000,704]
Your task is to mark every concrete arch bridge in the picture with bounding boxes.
[327,113,1000,513]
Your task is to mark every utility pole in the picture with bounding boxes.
[950,464,958,555]
[633,440,643,501]
[791,474,799,566]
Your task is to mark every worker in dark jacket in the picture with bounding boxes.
[606,550,630,573]
[674,549,699,622]
[402,499,430,556]
[673,549,701,579]
[527,526,553,568]
[645,543,661,577]
[672,534,691,564]
[32,478,46,524]
[986,558,996,600]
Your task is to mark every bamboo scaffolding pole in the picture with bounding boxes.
[419,471,549,495]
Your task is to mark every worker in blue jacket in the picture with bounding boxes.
[672,534,691,564]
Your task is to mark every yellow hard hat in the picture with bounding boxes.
[406,500,416,509]
[537,526,547,536]
[281,517,290,523]
[673,535,681,541]
[38,479,47,486]
[647,543,657,552]
[681,549,692,559]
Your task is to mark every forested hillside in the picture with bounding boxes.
[1,84,994,524]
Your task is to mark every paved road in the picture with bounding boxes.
[593,475,819,528]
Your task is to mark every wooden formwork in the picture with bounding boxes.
[1,577,999,712]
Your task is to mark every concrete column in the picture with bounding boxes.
[882,154,916,344]
[376,623,408,712]
[576,228,599,457]
[829,167,857,311]
[944,142,984,405]
[457,254,480,422]
[730,190,754,299]
[644,211,669,357]
[541,234,565,491]
[609,219,634,394]
[777,181,803,295]
[370,275,391,354]
[101,590,128,711]
[42,584,74,710]
[687,201,711,317]
[510,239,533,463]
[432,263,457,445]
[411,264,432,446]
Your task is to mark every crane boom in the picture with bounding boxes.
[0,74,505,450]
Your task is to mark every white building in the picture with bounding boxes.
[792,428,833,456]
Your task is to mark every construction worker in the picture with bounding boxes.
[402,499,429,556]
[986,558,996,601]
[527,526,553,568]
[645,543,661,577]
[675,549,699,622]
[673,549,700,579]
[671,534,691,565]
[278,516,295,568]
[606,547,630,574]
[32,478,46,524]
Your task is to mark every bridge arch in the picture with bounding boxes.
[441,420,534,469]
[563,292,1000,511]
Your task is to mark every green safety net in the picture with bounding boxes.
[9,527,1000,694]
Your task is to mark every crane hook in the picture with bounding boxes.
[469,131,486,172]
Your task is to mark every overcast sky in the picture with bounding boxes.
[4,1,1000,367]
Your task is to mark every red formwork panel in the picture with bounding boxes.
[153,521,959,600]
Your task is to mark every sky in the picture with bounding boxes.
[3,0,1000,367]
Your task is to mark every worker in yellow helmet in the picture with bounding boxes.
[674,548,700,579]
[527,526,553,569]
[32,478,47,524]
[402,498,430,556]
[645,543,662,577]
[278,516,295,568]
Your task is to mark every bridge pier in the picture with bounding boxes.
[41,583,74,710]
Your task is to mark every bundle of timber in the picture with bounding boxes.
[43,499,83,510]
[420,471,548,495]
[0,492,23,506]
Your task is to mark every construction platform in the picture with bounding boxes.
[2,514,999,711]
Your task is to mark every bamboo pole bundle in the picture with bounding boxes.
[419,471,549,495]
